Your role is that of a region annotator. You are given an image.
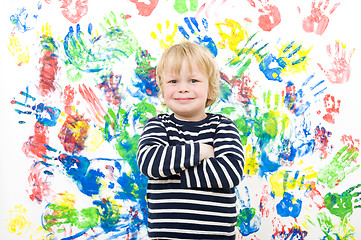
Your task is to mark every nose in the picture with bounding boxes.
[178,81,189,93]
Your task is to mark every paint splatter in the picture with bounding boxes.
[28,161,55,203]
[7,205,31,235]
[56,154,105,196]
[23,122,50,159]
[97,72,122,105]
[10,7,39,33]
[43,192,99,235]
[58,113,90,154]
[38,24,59,96]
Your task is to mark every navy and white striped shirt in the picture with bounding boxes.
[137,113,244,239]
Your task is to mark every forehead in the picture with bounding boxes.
[163,57,204,76]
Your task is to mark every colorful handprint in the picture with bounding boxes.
[259,41,311,82]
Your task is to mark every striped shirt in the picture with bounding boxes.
[137,113,244,239]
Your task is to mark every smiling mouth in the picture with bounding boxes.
[174,98,194,101]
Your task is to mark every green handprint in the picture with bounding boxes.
[100,11,139,59]
[316,211,355,240]
[318,146,359,189]
[324,183,361,220]
[254,91,289,141]
[64,23,106,73]
[173,0,198,14]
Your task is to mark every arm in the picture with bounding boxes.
[137,117,201,179]
[180,117,244,189]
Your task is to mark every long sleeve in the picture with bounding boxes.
[137,117,201,179]
[180,117,244,189]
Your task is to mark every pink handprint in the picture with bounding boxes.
[301,0,340,35]
[247,0,281,32]
[318,41,355,84]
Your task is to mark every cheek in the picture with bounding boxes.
[163,86,174,99]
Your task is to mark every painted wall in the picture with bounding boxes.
[1,0,361,239]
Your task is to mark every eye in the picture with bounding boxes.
[168,80,177,84]
[190,79,198,83]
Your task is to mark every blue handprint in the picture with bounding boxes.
[11,91,61,127]
[259,54,285,82]
[236,186,261,236]
[178,17,218,56]
[259,41,310,82]
[283,74,327,116]
[276,192,302,218]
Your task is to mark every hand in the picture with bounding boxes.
[199,143,214,161]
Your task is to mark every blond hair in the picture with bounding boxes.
[156,41,220,108]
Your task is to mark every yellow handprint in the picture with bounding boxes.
[8,35,29,66]
[244,143,260,176]
[270,167,317,197]
[215,19,248,52]
[276,41,312,76]
[151,20,178,50]
[39,23,52,38]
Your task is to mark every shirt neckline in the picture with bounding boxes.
[170,113,212,125]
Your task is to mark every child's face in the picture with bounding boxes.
[162,60,209,121]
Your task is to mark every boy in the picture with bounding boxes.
[137,41,244,239]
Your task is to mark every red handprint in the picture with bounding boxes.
[301,0,340,35]
[314,125,332,159]
[318,41,355,84]
[341,135,360,152]
[129,0,159,17]
[45,0,89,23]
[235,74,257,105]
[60,0,88,23]
[247,0,281,32]
[319,94,341,124]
